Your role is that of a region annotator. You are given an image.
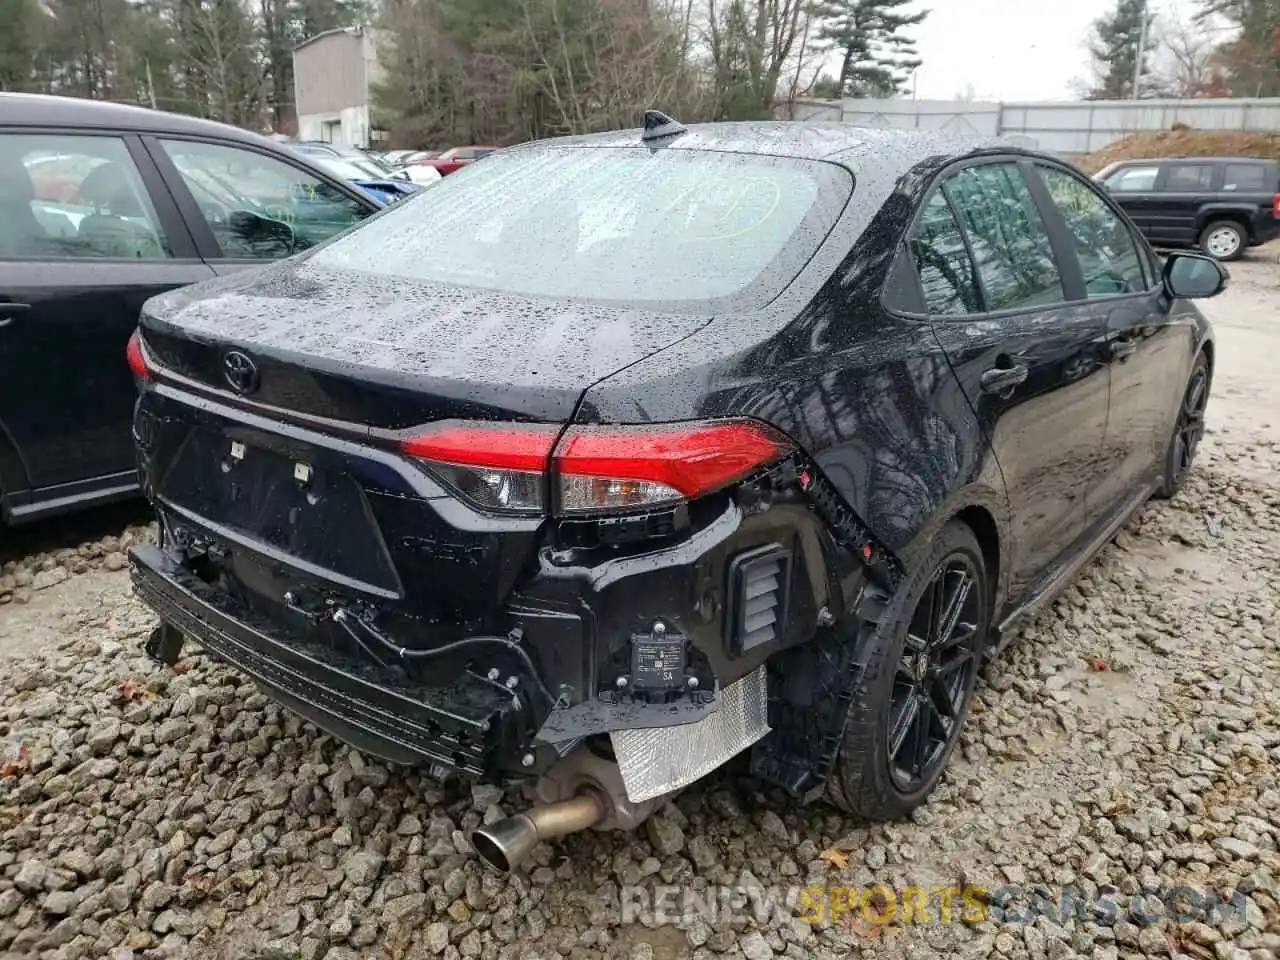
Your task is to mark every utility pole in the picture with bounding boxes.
[145,60,157,109]
[1131,0,1150,100]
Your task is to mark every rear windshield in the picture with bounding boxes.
[307,146,851,308]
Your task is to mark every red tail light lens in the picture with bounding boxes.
[398,419,793,516]
[1273,193,1280,217]
[554,422,793,513]
[126,329,150,381]
[399,422,559,514]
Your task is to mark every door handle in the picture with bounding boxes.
[0,302,31,328]
[1109,337,1137,360]
[980,363,1029,394]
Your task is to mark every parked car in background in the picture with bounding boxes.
[1096,156,1280,261]
[383,151,444,185]
[0,92,381,526]
[379,149,423,167]
[303,155,425,206]
[409,145,498,176]
[293,140,377,161]
[292,141,392,170]
[284,147,423,206]
[127,114,1225,876]
[402,164,444,186]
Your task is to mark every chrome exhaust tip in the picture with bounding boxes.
[471,791,605,874]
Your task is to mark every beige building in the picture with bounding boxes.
[292,26,385,147]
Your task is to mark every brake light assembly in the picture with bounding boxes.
[398,419,794,517]
[126,329,151,381]
[1273,192,1280,218]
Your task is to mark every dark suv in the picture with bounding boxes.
[1096,156,1280,261]
[0,93,379,527]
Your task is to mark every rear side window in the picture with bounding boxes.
[1163,164,1215,192]
[0,133,173,259]
[1038,166,1147,296]
[160,139,371,259]
[909,191,981,314]
[944,163,1065,312]
[1222,163,1267,191]
[309,147,850,309]
[1106,166,1159,192]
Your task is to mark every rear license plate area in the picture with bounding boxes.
[160,428,397,591]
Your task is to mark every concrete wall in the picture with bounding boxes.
[786,96,1280,157]
[296,105,372,147]
[293,27,384,147]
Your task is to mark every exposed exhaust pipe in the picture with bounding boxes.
[471,791,605,874]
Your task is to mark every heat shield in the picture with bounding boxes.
[610,666,770,803]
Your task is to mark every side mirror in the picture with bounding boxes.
[1163,251,1228,300]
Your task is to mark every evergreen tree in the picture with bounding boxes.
[814,0,927,99]
[0,0,42,91]
[1087,0,1151,99]
[1196,0,1280,96]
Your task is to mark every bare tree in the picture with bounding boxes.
[704,0,813,119]
[1148,8,1225,96]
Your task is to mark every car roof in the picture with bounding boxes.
[509,120,1010,173]
[0,92,279,149]
[1110,156,1277,165]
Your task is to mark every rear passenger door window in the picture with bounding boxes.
[1037,166,1147,297]
[943,163,1065,312]
[909,191,981,314]
[1162,164,1215,192]
[0,134,173,259]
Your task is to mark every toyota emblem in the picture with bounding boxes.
[222,350,259,395]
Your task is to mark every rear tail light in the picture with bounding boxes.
[398,419,793,516]
[553,422,792,513]
[126,329,150,381]
[400,423,559,514]
[1273,192,1280,218]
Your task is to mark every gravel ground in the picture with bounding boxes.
[0,256,1277,960]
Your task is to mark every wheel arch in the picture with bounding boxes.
[1199,337,1215,382]
[954,504,1001,604]
[0,418,30,517]
[1196,208,1254,240]
[894,479,1012,620]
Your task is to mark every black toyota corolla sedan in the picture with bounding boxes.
[127,112,1225,873]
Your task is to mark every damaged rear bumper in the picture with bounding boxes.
[129,543,524,777]
[130,540,774,795]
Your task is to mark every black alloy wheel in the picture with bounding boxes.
[827,520,990,820]
[1155,354,1209,500]
[887,554,983,791]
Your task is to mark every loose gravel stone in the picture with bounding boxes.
[645,815,685,856]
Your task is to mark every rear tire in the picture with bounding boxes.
[1153,353,1209,500]
[826,521,990,820]
[1198,220,1246,262]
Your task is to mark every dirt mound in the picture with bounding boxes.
[1074,128,1280,173]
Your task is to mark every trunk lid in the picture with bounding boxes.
[136,259,712,626]
[140,259,714,427]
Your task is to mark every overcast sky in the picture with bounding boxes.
[907,0,1196,101]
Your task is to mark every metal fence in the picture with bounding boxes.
[786,97,1280,157]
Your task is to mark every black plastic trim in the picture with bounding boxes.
[725,543,792,656]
